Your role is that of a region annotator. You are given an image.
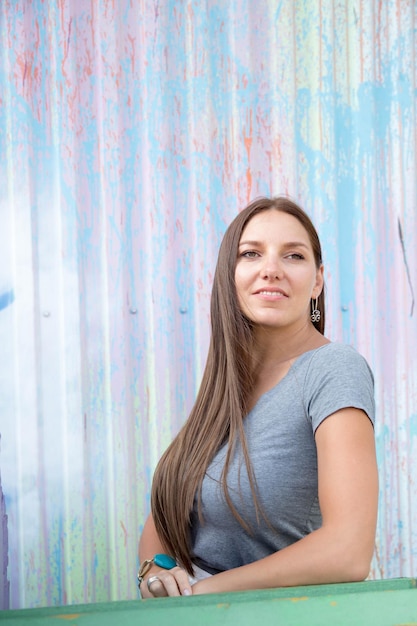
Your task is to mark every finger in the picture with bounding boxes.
[171,566,193,596]
[141,567,192,599]
[153,566,192,597]
[140,576,167,599]
[155,571,181,597]
[148,578,168,598]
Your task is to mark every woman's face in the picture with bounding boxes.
[234,209,323,331]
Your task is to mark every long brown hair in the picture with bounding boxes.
[151,196,325,574]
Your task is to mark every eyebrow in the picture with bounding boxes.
[238,240,310,249]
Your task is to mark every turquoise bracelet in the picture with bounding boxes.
[137,553,177,588]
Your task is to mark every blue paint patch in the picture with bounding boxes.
[0,289,14,312]
[408,414,417,438]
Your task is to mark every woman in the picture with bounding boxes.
[138,196,378,597]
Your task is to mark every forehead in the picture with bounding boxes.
[240,210,311,243]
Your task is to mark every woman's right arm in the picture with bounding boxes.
[138,514,192,598]
[139,514,166,562]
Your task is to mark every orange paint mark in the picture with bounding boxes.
[246,167,252,201]
[290,596,309,603]
[35,20,40,52]
[120,520,128,547]
[128,35,136,74]
[243,111,253,155]
[55,615,81,621]
[243,110,253,201]
[91,1,96,51]
[15,53,25,83]
[187,4,195,55]
[61,16,72,83]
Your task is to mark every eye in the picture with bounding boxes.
[240,250,260,258]
[286,253,305,260]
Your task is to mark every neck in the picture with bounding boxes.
[252,322,328,366]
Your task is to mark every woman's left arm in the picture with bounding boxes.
[193,407,378,594]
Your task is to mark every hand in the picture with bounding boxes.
[140,566,192,598]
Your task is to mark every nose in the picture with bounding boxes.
[261,255,284,280]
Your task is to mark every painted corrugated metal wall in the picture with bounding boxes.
[0,0,416,610]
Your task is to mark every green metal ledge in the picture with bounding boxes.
[1,578,416,625]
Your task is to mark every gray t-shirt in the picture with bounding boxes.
[190,342,375,574]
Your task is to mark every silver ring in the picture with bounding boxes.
[147,575,161,592]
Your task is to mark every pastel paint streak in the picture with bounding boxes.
[0,0,416,610]
[0,442,10,610]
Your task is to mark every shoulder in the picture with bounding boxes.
[300,342,375,429]
[304,342,373,377]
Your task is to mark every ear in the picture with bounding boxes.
[311,265,324,300]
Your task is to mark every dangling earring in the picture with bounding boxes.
[311,298,320,323]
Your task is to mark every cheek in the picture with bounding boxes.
[234,271,248,304]
[234,267,245,291]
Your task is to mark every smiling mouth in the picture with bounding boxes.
[256,290,287,297]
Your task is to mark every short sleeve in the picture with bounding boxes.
[303,343,375,433]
